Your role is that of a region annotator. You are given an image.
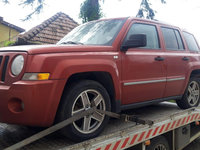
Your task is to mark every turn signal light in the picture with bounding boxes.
[22,73,50,80]
[37,73,50,80]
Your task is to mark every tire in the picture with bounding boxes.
[176,77,200,109]
[56,80,111,142]
[146,136,169,150]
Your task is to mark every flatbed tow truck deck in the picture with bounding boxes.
[1,102,200,150]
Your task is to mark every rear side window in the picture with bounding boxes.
[183,32,199,52]
[161,27,184,50]
[174,30,184,50]
[125,23,160,49]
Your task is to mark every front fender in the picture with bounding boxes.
[55,58,121,100]
[26,52,121,100]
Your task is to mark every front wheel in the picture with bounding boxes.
[56,80,111,142]
[176,78,200,109]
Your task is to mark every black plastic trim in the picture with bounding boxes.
[1,56,9,82]
[0,56,2,67]
[120,96,182,110]
[112,100,121,113]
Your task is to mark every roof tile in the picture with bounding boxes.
[16,12,78,45]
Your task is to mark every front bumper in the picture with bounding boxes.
[0,79,65,127]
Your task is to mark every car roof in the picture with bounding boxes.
[99,16,181,30]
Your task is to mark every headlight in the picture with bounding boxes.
[11,55,24,76]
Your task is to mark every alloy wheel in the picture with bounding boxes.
[71,89,106,134]
[187,81,200,106]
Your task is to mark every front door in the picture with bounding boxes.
[121,22,166,105]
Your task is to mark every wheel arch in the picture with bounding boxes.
[182,68,200,94]
[190,69,200,78]
[183,69,200,93]
[59,71,120,113]
[147,135,170,150]
[177,71,200,109]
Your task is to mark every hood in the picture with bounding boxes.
[0,44,114,54]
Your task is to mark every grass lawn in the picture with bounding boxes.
[168,100,176,103]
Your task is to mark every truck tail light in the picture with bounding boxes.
[145,140,151,146]
[195,121,200,126]
[22,73,50,81]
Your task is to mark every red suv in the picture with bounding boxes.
[0,17,200,141]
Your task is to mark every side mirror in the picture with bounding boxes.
[120,34,147,52]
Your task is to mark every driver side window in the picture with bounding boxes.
[125,23,160,49]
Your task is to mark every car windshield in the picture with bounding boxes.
[57,19,126,46]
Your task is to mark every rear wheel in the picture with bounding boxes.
[56,80,111,142]
[146,136,169,150]
[176,78,200,109]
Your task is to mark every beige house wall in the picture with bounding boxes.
[0,23,20,46]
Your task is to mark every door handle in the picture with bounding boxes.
[182,57,189,61]
[155,56,164,61]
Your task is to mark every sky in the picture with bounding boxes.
[0,0,200,42]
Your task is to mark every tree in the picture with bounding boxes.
[79,0,166,23]
[1,0,166,21]
[79,0,103,23]
[2,0,103,22]
[137,0,166,20]
[1,0,45,21]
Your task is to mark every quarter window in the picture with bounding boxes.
[183,32,199,52]
[161,27,184,50]
[124,23,160,49]
[175,30,184,50]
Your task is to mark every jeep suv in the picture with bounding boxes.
[0,17,200,141]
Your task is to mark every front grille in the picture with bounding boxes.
[0,56,2,66]
[0,56,10,82]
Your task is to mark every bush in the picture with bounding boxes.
[3,41,15,47]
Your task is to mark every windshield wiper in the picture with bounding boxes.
[60,41,84,45]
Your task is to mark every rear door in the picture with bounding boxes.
[121,22,166,105]
[160,27,189,97]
